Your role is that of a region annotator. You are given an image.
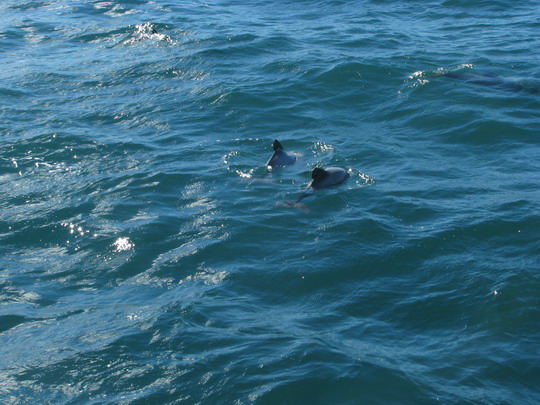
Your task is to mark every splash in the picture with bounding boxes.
[113,237,134,252]
[118,22,174,46]
[311,141,334,156]
[354,170,376,187]
[222,150,239,165]
[401,64,476,94]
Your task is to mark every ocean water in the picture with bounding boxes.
[1,0,539,403]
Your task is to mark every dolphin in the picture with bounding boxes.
[310,167,350,189]
[295,167,350,203]
[441,71,539,94]
[266,140,297,170]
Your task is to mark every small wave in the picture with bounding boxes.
[92,1,142,18]
[312,61,365,85]
[401,64,475,93]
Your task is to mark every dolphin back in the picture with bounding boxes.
[266,148,297,169]
[311,167,349,189]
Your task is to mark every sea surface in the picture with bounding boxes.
[1,0,539,404]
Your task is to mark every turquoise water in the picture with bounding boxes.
[1,0,539,403]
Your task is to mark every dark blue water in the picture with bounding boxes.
[1,0,539,403]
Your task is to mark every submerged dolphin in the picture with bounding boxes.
[296,167,350,203]
[441,71,539,94]
[266,140,297,170]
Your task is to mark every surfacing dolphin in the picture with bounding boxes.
[278,167,350,209]
[266,140,297,171]
[440,71,539,94]
[310,167,350,189]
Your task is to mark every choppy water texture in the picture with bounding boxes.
[1,0,540,403]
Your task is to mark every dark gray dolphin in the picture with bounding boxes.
[310,167,350,189]
[266,140,297,170]
[442,71,539,94]
[296,167,350,203]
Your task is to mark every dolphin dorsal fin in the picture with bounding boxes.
[273,140,284,151]
[311,167,326,180]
